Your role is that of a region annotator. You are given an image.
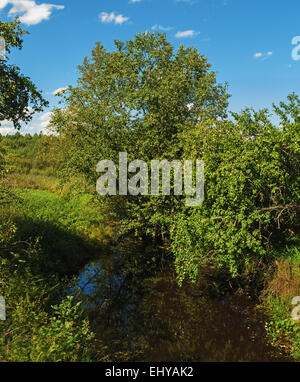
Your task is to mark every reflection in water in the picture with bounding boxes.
[139,275,289,362]
[75,248,291,362]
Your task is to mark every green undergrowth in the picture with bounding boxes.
[262,242,300,361]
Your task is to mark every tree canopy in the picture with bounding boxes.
[0,18,48,129]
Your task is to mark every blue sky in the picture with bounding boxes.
[1,0,300,135]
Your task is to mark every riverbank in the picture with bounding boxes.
[0,175,299,361]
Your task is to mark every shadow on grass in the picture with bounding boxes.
[7,216,109,278]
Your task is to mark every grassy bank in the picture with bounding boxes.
[261,244,300,360]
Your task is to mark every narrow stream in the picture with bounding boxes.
[73,254,292,362]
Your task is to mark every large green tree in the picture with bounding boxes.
[0,18,48,129]
[0,18,48,205]
[52,31,229,236]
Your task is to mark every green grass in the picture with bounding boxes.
[18,189,103,235]
[0,188,112,278]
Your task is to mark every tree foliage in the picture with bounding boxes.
[0,18,48,128]
[52,33,299,284]
[171,99,299,282]
[51,31,229,235]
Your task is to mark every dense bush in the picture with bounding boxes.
[171,102,299,282]
[0,268,95,362]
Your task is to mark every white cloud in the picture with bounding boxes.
[175,30,199,38]
[99,11,129,25]
[38,111,52,128]
[28,111,54,135]
[0,127,15,136]
[0,1,9,8]
[174,0,196,4]
[151,24,173,32]
[0,0,64,26]
[52,87,68,96]
[0,110,55,135]
[0,119,15,136]
[254,51,273,60]
[129,0,143,3]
